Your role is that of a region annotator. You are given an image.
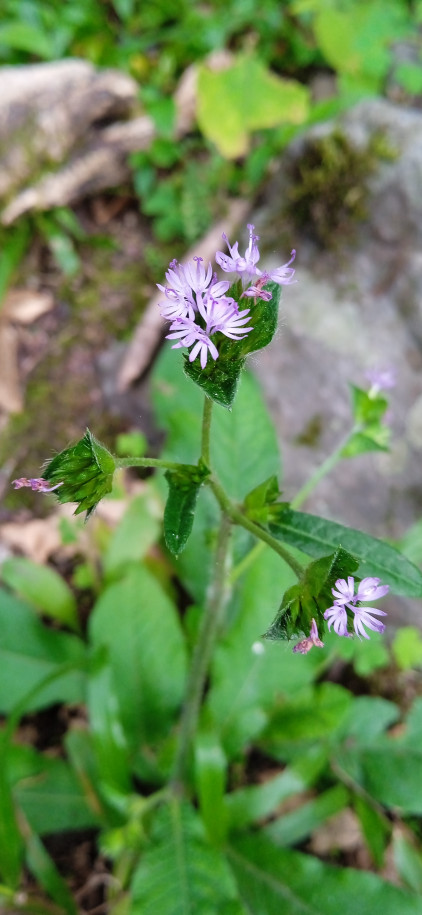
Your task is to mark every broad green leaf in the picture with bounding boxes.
[0,737,23,888]
[206,547,319,758]
[25,828,77,915]
[354,796,390,868]
[10,744,100,834]
[103,489,161,578]
[356,746,422,815]
[86,652,132,799]
[264,547,359,640]
[262,683,352,762]
[225,767,310,832]
[89,566,187,748]
[228,833,422,914]
[195,731,227,846]
[264,784,349,847]
[393,627,422,670]
[164,462,210,555]
[1,557,79,632]
[0,589,86,712]
[197,54,309,158]
[131,799,245,915]
[268,510,422,597]
[337,696,399,747]
[0,22,54,59]
[394,833,422,895]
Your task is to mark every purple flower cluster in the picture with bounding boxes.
[324,576,389,640]
[158,224,296,369]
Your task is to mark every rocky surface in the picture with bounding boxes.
[251,99,422,626]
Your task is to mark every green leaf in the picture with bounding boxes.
[10,744,100,834]
[89,566,187,748]
[86,651,132,800]
[195,731,227,846]
[131,799,245,915]
[262,683,352,762]
[0,589,86,713]
[164,462,210,555]
[355,746,422,815]
[393,832,422,895]
[393,627,422,670]
[103,490,161,579]
[264,784,349,847]
[43,429,115,519]
[228,832,422,914]
[264,547,359,640]
[0,21,54,59]
[184,352,245,408]
[206,547,319,758]
[197,54,309,158]
[354,796,390,868]
[1,557,79,632]
[225,766,312,832]
[24,828,77,915]
[268,510,422,597]
[0,737,23,888]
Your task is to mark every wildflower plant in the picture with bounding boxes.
[9,223,422,914]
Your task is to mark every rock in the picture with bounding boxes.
[251,98,422,627]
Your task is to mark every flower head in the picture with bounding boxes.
[216,223,261,283]
[366,367,396,397]
[324,575,389,640]
[157,223,295,370]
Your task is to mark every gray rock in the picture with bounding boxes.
[251,99,422,627]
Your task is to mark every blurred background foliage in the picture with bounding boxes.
[1,1,422,912]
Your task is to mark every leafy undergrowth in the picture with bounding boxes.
[1,347,422,914]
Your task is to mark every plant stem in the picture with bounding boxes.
[210,478,303,579]
[201,396,213,467]
[171,512,232,790]
[115,457,197,472]
[229,540,266,584]
[290,425,361,510]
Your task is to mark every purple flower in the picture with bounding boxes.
[197,296,253,340]
[324,575,389,640]
[352,606,387,640]
[262,249,296,286]
[324,603,350,637]
[157,224,296,370]
[293,618,325,654]
[355,577,390,602]
[366,367,396,397]
[215,223,261,283]
[166,318,218,369]
[12,477,63,493]
[331,576,355,604]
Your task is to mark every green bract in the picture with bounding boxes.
[42,429,115,519]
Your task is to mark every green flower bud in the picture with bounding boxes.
[42,429,115,519]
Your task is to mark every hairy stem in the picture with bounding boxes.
[115,457,197,472]
[210,478,303,579]
[201,396,213,467]
[291,424,362,510]
[171,512,232,790]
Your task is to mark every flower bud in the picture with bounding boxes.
[42,429,115,518]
